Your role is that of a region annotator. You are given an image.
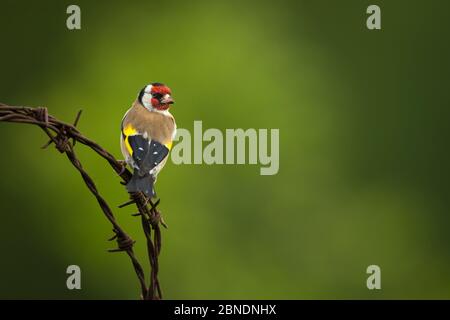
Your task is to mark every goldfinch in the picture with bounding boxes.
[120,83,176,198]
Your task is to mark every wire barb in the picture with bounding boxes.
[72,109,83,146]
[118,199,136,208]
[0,103,165,300]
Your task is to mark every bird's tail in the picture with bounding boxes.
[126,171,156,198]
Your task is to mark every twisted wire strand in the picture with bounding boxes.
[0,103,165,300]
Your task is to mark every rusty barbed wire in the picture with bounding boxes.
[0,102,165,300]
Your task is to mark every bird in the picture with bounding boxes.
[120,83,176,198]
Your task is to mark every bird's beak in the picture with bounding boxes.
[162,95,175,105]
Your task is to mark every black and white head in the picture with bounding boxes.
[138,83,174,112]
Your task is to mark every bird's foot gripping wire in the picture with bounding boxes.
[116,160,128,176]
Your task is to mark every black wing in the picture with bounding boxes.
[128,135,169,177]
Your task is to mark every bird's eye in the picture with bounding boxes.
[152,93,163,99]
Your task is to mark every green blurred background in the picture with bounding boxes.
[1,0,449,299]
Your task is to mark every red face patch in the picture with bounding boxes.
[151,85,172,95]
[151,98,160,107]
[151,97,171,111]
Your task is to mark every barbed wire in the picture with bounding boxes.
[0,102,166,300]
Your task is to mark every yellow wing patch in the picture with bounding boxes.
[123,123,172,153]
[164,141,173,150]
[123,124,137,156]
